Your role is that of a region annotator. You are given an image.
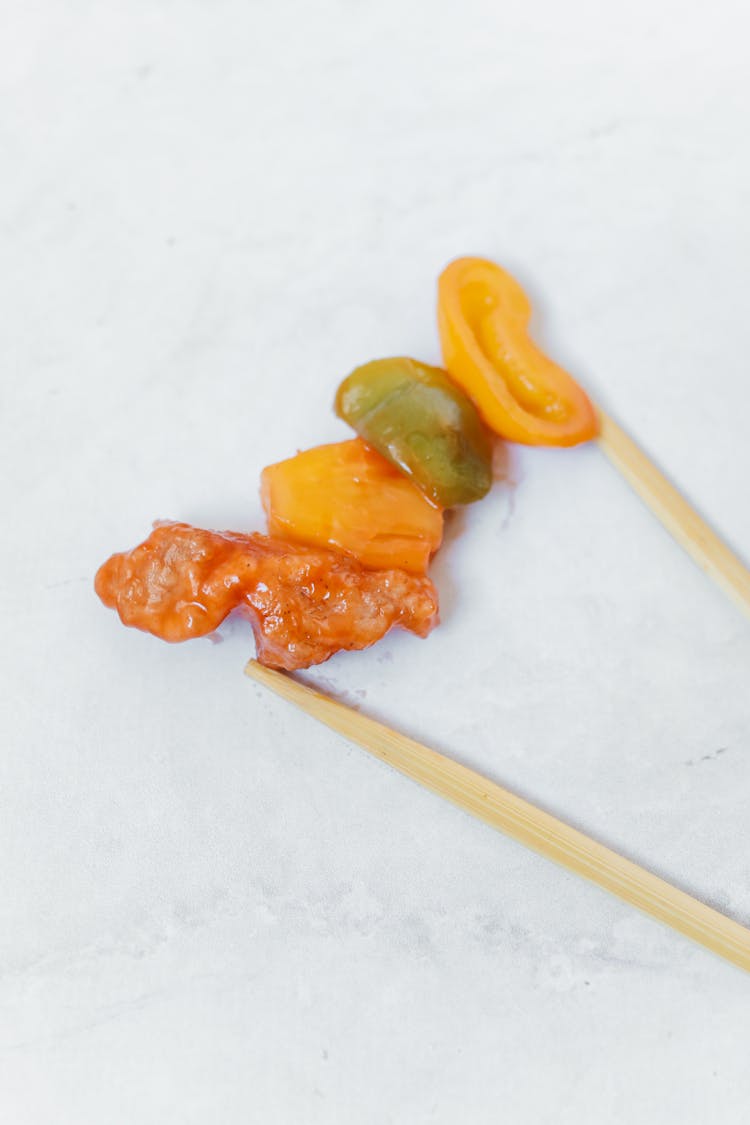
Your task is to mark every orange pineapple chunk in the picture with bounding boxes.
[261,439,443,574]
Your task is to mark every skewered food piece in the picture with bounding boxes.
[335,357,494,507]
[438,257,598,446]
[261,438,443,575]
[95,521,439,670]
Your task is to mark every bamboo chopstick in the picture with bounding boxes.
[246,659,750,973]
[596,409,750,620]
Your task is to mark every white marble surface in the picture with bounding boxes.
[2,2,749,1121]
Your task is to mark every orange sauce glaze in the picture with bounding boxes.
[95,521,439,670]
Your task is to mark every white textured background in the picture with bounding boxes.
[2,2,749,1121]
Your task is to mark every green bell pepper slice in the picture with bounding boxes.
[335,357,494,507]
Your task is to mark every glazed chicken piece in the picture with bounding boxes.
[95,521,439,670]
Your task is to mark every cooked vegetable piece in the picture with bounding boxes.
[261,438,443,574]
[95,521,439,670]
[438,257,598,446]
[335,357,494,507]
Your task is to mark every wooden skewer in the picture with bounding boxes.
[596,409,750,620]
[246,659,750,973]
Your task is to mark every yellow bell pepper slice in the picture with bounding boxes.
[438,257,599,446]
